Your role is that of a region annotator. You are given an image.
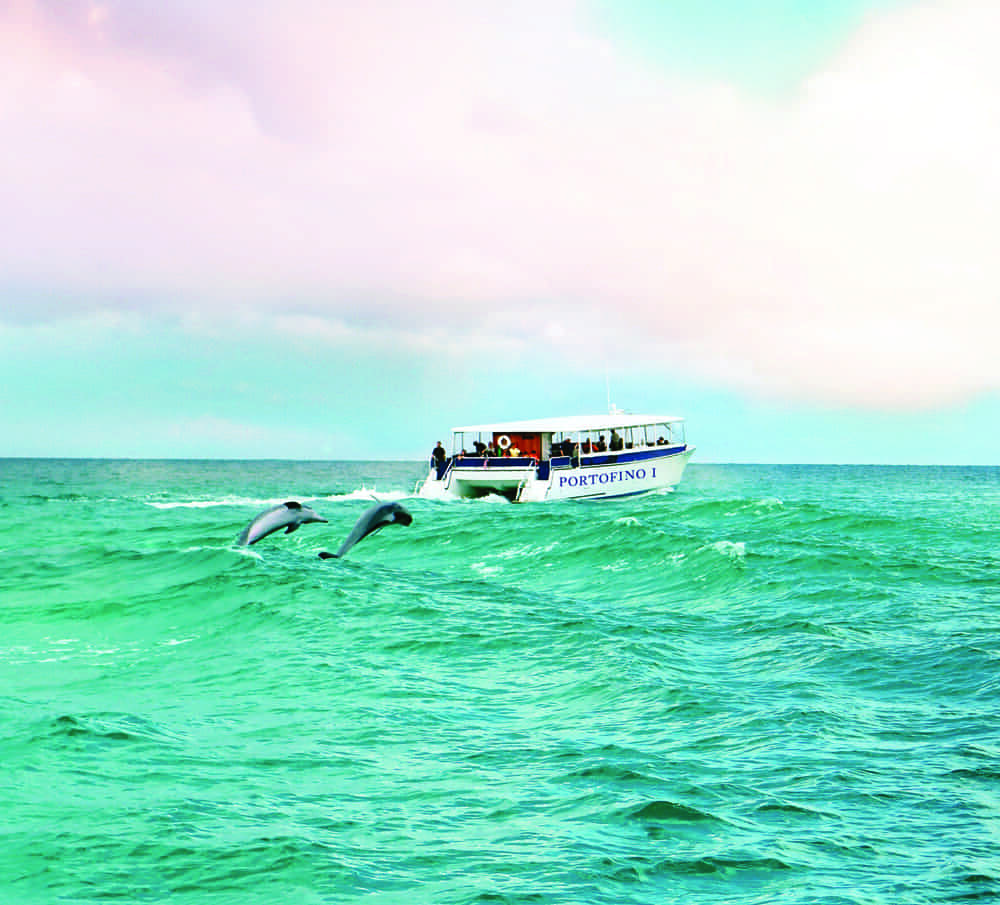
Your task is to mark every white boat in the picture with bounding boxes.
[417,412,694,502]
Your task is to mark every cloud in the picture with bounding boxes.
[1,0,997,408]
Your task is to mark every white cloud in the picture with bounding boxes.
[1,0,997,408]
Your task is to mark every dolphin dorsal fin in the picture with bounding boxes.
[284,501,302,509]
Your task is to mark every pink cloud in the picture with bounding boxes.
[1,0,998,408]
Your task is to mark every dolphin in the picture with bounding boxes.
[318,501,413,559]
[237,501,328,546]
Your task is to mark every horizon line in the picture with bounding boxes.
[0,457,996,468]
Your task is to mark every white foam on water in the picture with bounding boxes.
[320,487,411,503]
[709,540,746,560]
[146,496,299,510]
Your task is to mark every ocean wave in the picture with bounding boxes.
[704,539,746,560]
[319,487,412,502]
[147,495,319,509]
[650,855,793,875]
[625,800,722,823]
[148,486,415,509]
[36,712,184,746]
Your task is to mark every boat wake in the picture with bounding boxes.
[320,487,412,503]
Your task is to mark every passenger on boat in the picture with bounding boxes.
[610,430,623,452]
[581,439,593,454]
[595,436,607,452]
[432,441,447,478]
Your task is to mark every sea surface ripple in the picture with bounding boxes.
[1,459,998,904]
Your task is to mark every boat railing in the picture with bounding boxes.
[449,456,537,469]
[586,445,686,466]
[430,437,686,483]
[554,444,688,468]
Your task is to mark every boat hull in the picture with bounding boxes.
[418,446,694,502]
[525,446,693,502]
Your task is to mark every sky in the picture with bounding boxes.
[1,0,998,463]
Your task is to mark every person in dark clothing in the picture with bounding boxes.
[432,441,447,477]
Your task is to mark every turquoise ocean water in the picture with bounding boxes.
[1,459,998,904]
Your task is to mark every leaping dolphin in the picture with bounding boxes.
[318,501,412,559]
[237,501,328,546]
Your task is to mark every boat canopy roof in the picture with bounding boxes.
[451,414,685,435]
